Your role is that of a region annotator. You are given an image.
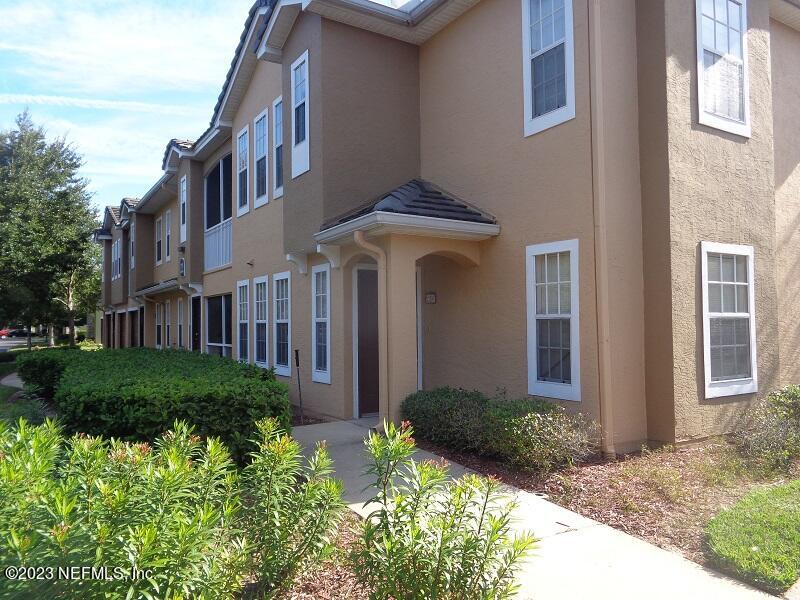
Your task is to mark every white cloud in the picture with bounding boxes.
[0,94,206,117]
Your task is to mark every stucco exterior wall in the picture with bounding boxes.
[664,0,778,441]
[132,213,154,292]
[771,19,800,387]
[152,197,180,283]
[109,226,128,306]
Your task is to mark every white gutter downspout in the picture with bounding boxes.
[353,231,389,429]
[589,0,616,457]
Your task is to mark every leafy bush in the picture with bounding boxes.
[351,421,535,599]
[17,348,291,461]
[403,387,597,473]
[0,418,344,599]
[732,385,800,473]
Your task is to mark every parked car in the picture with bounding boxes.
[0,329,10,339]
[8,329,30,338]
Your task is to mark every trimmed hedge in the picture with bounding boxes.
[402,387,597,473]
[16,347,290,461]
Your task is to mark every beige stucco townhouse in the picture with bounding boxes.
[95,0,800,454]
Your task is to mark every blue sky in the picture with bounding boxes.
[0,0,253,212]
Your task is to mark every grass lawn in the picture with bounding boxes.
[706,480,800,593]
[0,385,46,425]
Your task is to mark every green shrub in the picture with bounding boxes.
[17,348,291,461]
[351,421,535,599]
[0,418,344,599]
[403,387,597,473]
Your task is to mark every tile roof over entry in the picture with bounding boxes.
[322,179,497,230]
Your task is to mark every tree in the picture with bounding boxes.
[0,111,98,347]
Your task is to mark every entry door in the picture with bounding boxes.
[357,269,379,416]
[191,296,201,351]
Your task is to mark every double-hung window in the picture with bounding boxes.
[155,217,163,265]
[254,276,269,367]
[206,294,233,357]
[237,126,249,216]
[291,52,310,178]
[273,97,284,196]
[701,242,757,398]
[525,239,580,401]
[311,264,330,383]
[696,0,750,137]
[165,300,171,347]
[254,110,268,208]
[129,222,135,270]
[177,298,184,349]
[111,240,119,280]
[237,280,250,363]
[522,0,575,136]
[165,210,172,261]
[180,175,187,243]
[273,271,291,377]
[155,303,163,349]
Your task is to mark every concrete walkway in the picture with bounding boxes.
[293,420,773,600]
[0,373,23,389]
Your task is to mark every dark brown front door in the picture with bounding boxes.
[357,269,379,416]
[191,296,201,351]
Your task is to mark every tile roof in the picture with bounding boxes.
[322,179,497,230]
[122,197,140,208]
[107,206,121,226]
[160,138,196,171]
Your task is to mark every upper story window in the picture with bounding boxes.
[701,241,757,398]
[254,110,268,208]
[205,154,233,230]
[696,0,750,137]
[155,217,162,265]
[129,222,135,270]
[522,0,575,137]
[111,239,121,280]
[237,126,249,217]
[165,209,172,262]
[273,97,284,197]
[291,51,310,178]
[180,175,187,243]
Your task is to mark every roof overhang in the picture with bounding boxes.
[133,172,175,215]
[771,0,800,31]
[134,278,181,299]
[314,211,500,244]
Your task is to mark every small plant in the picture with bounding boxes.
[351,421,536,600]
[618,446,686,504]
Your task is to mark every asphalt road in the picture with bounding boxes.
[0,337,46,352]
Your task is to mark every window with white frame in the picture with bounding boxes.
[155,303,163,349]
[254,111,268,208]
[165,300,171,347]
[129,222,135,270]
[701,242,757,398]
[291,52,310,178]
[177,298,184,349]
[206,294,233,357]
[522,0,575,137]
[525,239,580,401]
[254,276,269,367]
[111,239,119,280]
[180,175,187,243]
[155,217,162,264]
[311,264,330,383]
[165,210,172,261]
[273,271,291,376]
[696,0,750,137]
[237,126,249,216]
[205,155,233,229]
[237,280,249,363]
[273,97,284,196]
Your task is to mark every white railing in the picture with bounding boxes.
[204,219,232,271]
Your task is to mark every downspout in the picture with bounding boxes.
[353,231,389,429]
[589,0,617,456]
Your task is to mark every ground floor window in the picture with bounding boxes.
[254,275,269,367]
[701,241,757,398]
[312,263,330,383]
[165,300,171,349]
[273,271,291,376]
[177,298,184,349]
[206,294,232,357]
[155,303,163,349]
[237,280,249,362]
[525,239,580,401]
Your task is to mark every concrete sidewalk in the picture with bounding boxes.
[293,420,773,600]
[0,373,23,389]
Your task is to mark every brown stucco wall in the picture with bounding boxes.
[132,212,154,292]
[185,160,205,283]
[152,197,180,283]
[772,19,800,387]
[109,226,128,305]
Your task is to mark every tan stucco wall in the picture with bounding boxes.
[152,197,180,283]
[772,19,800,387]
[132,213,154,292]
[109,226,129,306]
[101,239,111,306]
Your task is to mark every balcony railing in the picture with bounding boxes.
[204,219,232,271]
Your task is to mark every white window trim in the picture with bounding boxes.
[253,275,270,368]
[155,216,163,266]
[165,299,171,348]
[290,51,310,178]
[165,209,172,262]
[521,0,576,137]
[273,270,292,377]
[695,0,751,138]
[180,175,188,243]
[525,239,581,401]
[272,96,284,198]
[111,239,118,280]
[311,263,331,384]
[155,302,163,350]
[177,298,185,349]
[205,295,233,357]
[237,279,250,363]
[204,156,233,232]
[129,222,135,271]
[236,125,250,217]
[700,241,758,398]
[253,109,269,208]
